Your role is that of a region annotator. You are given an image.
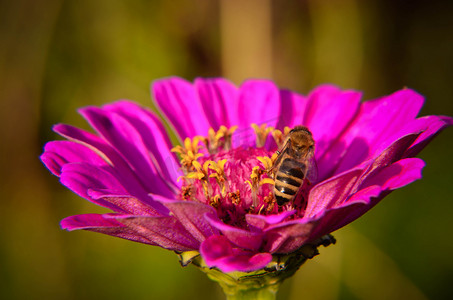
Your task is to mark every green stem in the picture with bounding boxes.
[178,235,336,300]
[221,284,278,300]
[202,267,281,300]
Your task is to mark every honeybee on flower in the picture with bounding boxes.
[41,77,452,286]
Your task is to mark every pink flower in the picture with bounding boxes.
[41,77,452,273]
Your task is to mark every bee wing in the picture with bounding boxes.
[269,138,291,172]
[304,149,318,183]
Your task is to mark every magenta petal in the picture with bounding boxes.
[102,101,182,189]
[194,78,239,130]
[87,190,160,216]
[53,124,157,203]
[205,214,264,251]
[321,88,424,178]
[304,85,361,161]
[61,213,123,230]
[307,133,420,215]
[53,124,125,168]
[61,214,159,246]
[310,158,426,239]
[361,157,425,191]
[361,132,421,183]
[263,219,316,253]
[238,80,280,128]
[404,115,453,158]
[154,195,219,243]
[234,80,280,147]
[41,141,109,176]
[62,214,199,251]
[152,77,211,139]
[305,168,364,218]
[309,201,373,242]
[339,185,383,207]
[276,89,308,129]
[245,210,296,231]
[41,151,66,176]
[109,215,200,251]
[79,106,175,198]
[200,235,272,273]
[60,163,128,212]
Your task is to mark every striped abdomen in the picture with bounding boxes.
[274,158,306,206]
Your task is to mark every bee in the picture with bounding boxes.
[271,126,317,206]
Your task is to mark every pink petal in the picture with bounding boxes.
[276,89,308,129]
[320,88,424,179]
[194,78,239,130]
[62,214,199,251]
[109,215,200,251]
[61,213,123,230]
[358,132,421,186]
[404,115,453,158]
[200,235,272,273]
[360,157,425,191]
[154,195,219,243]
[304,168,364,218]
[87,190,160,216]
[245,210,296,231]
[53,124,157,205]
[79,106,175,198]
[308,201,373,242]
[262,218,316,253]
[306,132,420,216]
[233,80,281,147]
[303,85,362,161]
[205,214,264,251]
[102,101,182,190]
[40,141,108,176]
[309,157,426,239]
[152,77,211,139]
[60,163,129,212]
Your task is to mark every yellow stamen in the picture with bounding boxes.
[271,126,291,148]
[209,194,221,208]
[171,136,204,173]
[245,166,267,207]
[201,125,238,154]
[208,159,229,196]
[259,178,275,186]
[252,123,274,148]
[257,156,274,171]
[186,160,213,197]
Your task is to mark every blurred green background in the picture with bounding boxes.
[1,0,452,299]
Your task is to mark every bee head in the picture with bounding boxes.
[289,126,314,158]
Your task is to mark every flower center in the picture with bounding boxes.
[172,125,303,226]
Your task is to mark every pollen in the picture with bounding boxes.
[180,185,193,200]
[229,190,241,205]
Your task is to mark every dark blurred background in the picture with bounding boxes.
[1,0,452,299]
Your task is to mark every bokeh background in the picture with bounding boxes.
[1,0,452,299]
